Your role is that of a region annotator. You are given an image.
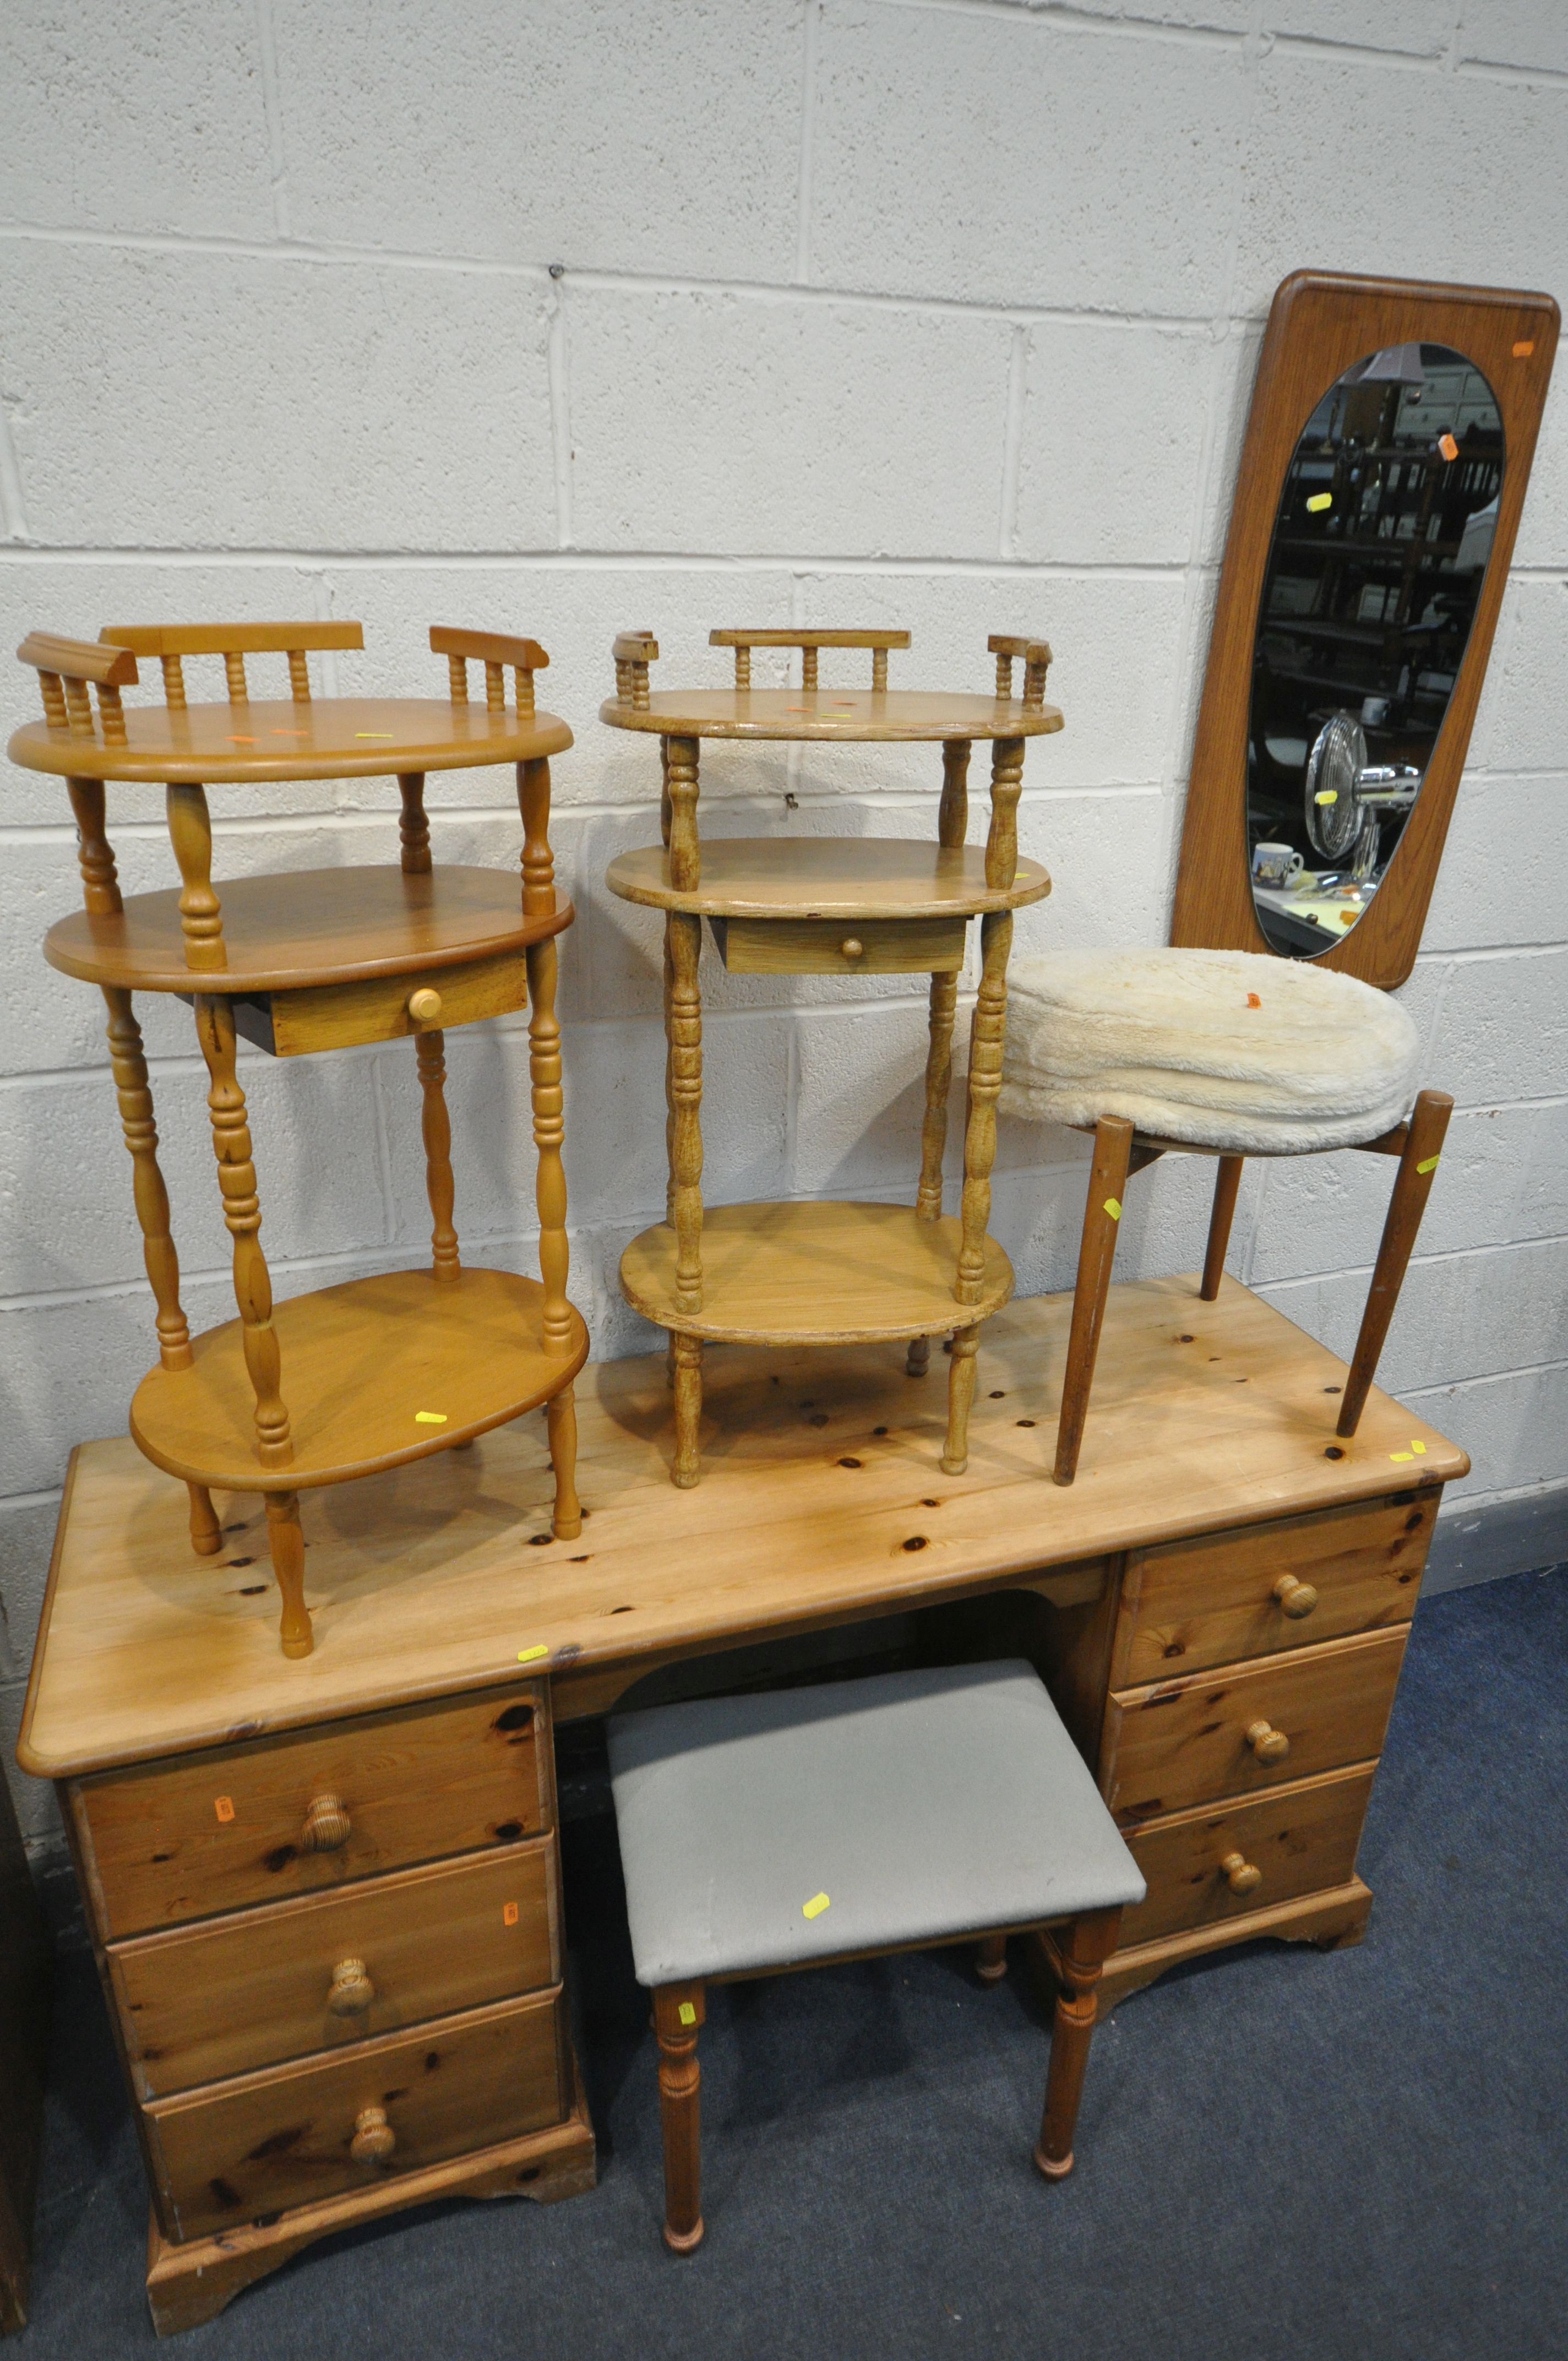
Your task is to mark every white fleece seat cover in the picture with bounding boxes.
[1000,948,1420,1154]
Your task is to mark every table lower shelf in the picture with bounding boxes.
[130,1266,587,1492]
[619,1200,1012,1345]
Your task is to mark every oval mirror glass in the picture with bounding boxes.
[1246,343,1504,955]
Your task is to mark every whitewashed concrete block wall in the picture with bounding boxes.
[2,1,1565,1857]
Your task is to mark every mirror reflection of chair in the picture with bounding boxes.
[1003,270,1558,1487]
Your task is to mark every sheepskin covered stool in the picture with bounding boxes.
[1000,946,1450,1482]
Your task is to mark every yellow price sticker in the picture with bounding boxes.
[1103,1198,1122,1221]
[678,2001,697,2026]
[1411,1440,1427,1456]
[1390,1451,1414,1464]
[414,1410,448,1424]
[1315,790,1338,805]
[1416,1154,1440,1174]
[802,1892,831,1921]
[516,1644,548,1664]
[1306,492,1332,513]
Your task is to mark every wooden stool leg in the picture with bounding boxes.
[1054,1117,1135,1487]
[671,1332,703,1489]
[1201,1155,1244,1302]
[415,1029,460,1280]
[263,1490,313,1661]
[548,1384,581,1539]
[194,995,293,1471]
[976,1933,1008,1984]
[525,936,574,1357]
[941,1325,979,1476]
[653,1982,706,2253]
[1338,1089,1453,1437]
[906,1335,931,1378]
[1034,1906,1121,2181]
[186,1483,222,1557]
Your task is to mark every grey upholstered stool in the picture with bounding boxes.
[608,1659,1145,2251]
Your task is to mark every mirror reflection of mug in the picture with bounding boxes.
[1253,842,1304,887]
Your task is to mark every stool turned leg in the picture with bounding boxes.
[187,1484,222,1557]
[906,1335,930,1378]
[1054,1117,1135,1487]
[1201,1156,1244,1302]
[653,1982,706,2253]
[263,1490,313,1661]
[942,1325,979,1475]
[548,1384,581,1539]
[1035,1906,1121,2181]
[976,1933,1008,1984]
[1338,1090,1453,1438]
[671,1332,703,1488]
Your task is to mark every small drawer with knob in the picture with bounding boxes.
[1099,1626,1408,1826]
[1109,1492,1437,1687]
[708,914,967,976]
[107,1837,559,2098]
[70,1684,551,1938]
[142,1985,568,2243]
[1115,1764,1378,1949]
[222,949,533,1059]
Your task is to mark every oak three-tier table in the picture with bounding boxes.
[602,627,1061,1486]
[8,622,588,1660]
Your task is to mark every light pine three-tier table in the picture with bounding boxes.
[602,627,1061,1486]
[8,621,587,1660]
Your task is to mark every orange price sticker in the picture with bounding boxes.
[1246,992,1262,1009]
[214,1796,235,1824]
[1513,340,1535,358]
[1439,432,1459,462]
[503,1901,520,1928]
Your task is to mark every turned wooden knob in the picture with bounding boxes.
[840,938,864,960]
[1245,1718,1291,1765]
[350,2104,395,2166]
[327,1957,375,2015]
[1272,1573,1319,1619]
[301,1793,351,1852]
[1220,1850,1263,1896]
[407,987,443,1024]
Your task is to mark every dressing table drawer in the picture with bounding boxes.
[227,951,530,1057]
[1112,1493,1435,1687]
[74,1685,550,1938]
[110,1838,559,2099]
[1101,1626,1407,1827]
[709,914,966,975]
[143,1987,568,2243]
[1117,1764,1376,1949]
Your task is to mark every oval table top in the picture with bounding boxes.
[599,688,1064,743]
[606,836,1051,920]
[8,697,571,784]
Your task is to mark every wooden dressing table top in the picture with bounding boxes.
[598,687,1064,742]
[8,697,571,785]
[19,1277,1466,1779]
[605,836,1052,919]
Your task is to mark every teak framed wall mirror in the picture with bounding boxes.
[1173,270,1558,987]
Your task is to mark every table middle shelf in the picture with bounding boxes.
[605,836,1051,921]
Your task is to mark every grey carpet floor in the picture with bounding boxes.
[15,1563,1567,2360]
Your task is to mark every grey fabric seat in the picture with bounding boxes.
[607,1660,1144,2250]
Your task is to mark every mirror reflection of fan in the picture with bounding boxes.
[1305,711,1424,867]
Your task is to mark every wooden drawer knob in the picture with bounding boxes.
[301,1793,351,1852]
[1220,1850,1263,1896]
[327,1957,375,2015]
[839,938,864,960]
[1272,1573,1319,1619]
[350,2104,396,2166]
[408,987,443,1024]
[1245,1718,1291,1765]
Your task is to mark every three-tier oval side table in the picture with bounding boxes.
[602,627,1060,1486]
[9,622,588,1660]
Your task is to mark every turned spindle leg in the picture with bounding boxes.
[955,911,1011,1306]
[1054,1116,1135,1488]
[193,996,292,1470]
[976,1933,1009,1984]
[943,1325,979,1476]
[984,737,1023,894]
[666,912,704,1319]
[517,758,557,919]
[187,1484,222,1557]
[398,773,431,874]
[906,1335,931,1378]
[67,777,123,915]
[663,920,677,1230]
[525,937,574,1358]
[1338,1089,1454,1437]
[916,971,958,1223]
[101,987,192,1374]
[671,1331,703,1490]
[263,1490,313,1661]
[165,784,227,970]
[1201,1155,1244,1302]
[548,1384,582,1539]
[665,737,701,890]
[415,1030,460,1280]
[654,1983,706,2253]
[1034,1907,1122,2180]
